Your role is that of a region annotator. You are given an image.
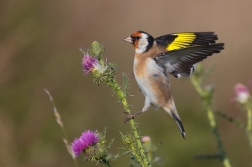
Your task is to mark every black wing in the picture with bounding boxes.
[155,32,218,51]
[154,43,224,78]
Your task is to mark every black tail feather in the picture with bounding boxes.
[172,113,186,139]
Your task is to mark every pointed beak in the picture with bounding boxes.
[123,36,132,43]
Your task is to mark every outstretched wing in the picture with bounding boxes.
[154,43,224,78]
[155,32,218,51]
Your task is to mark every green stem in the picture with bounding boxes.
[106,78,150,167]
[246,102,252,148]
[216,111,245,130]
[146,150,152,164]
[190,76,231,167]
[130,139,143,164]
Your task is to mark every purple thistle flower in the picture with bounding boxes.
[71,130,99,157]
[82,53,107,74]
[233,83,250,104]
[82,54,98,74]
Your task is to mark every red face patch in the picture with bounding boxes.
[131,31,142,37]
[131,31,142,49]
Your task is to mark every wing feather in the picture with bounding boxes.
[155,32,218,51]
[154,43,224,78]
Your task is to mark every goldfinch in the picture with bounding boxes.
[123,31,224,139]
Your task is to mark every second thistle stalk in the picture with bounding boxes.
[190,70,231,167]
[246,103,252,148]
[233,83,252,149]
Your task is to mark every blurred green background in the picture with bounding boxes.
[1,0,252,166]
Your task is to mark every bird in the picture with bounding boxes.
[123,31,224,139]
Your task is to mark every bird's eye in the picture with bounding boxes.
[131,36,141,42]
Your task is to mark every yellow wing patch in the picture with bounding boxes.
[167,33,196,51]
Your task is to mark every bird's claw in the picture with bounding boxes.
[124,114,135,124]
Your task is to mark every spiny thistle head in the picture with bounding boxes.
[81,42,117,86]
[233,83,250,104]
[71,130,99,157]
[141,136,151,143]
[141,136,153,151]
[71,130,116,165]
[141,136,152,152]
[82,53,107,75]
[90,41,105,58]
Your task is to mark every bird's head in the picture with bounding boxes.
[123,31,154,54]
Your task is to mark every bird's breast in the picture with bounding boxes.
[134,56,172,107]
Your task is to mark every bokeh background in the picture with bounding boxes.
[1,0,252,167]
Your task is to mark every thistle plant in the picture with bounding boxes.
[233,83,252,148]
[71,130,118,167]
[233,83,250,104]
[189,64,232,167]
[81,41,150,167]
[216,82,252,150]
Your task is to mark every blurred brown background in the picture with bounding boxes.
[1,0,252,167]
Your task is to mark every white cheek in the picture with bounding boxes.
[141,33,148,39]
[135,33,148,54]
[135,41,148,53]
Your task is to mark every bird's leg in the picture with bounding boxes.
[124,111,143,123]
[124,98,150,123]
